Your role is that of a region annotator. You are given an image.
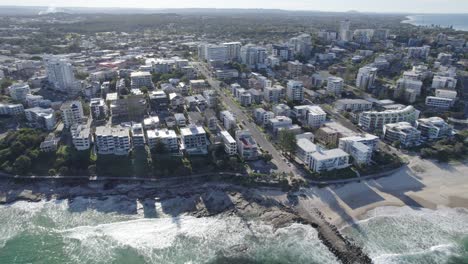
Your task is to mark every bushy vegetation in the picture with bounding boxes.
[420,131,468,162]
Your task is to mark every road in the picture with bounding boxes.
[192,62,301,176]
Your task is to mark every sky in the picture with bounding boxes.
[1,0,468,14]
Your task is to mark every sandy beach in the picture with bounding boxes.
[290,155,468,228]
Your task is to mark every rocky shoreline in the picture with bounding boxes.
[0,178,372,264]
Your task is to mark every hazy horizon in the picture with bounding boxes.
[1,0,468,14]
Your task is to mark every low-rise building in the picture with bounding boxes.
[309,148,350,173]
[40,134,59,152]
[425,96,454,109]
[273,104,291,117]
[327,76,344,96]
[383,122,421,147]
[416,117,452,140]
[236,130,259,160]
[220,110,236,130]
[25,107,56,130]
[334,99,373,112]
[315,121,356,147]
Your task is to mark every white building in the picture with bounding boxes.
[8,83,30,101]
[236,130,259,160]
[131,123,146,147]
[254,108,274,126]
[356,66,377,90]
[416,117,452,140]
[327,76,344,96]
[339,134,379,165]
[358,106,420,131]
[61,101,84,128]
[431,76,457,90]
[296,138,317,165]
[95,126,131,155]
[334,99,373,112]
[204,44,228,62]
[263,85,284,103]
[425,96,454,109]
[44,55,77,94]
[383,122,421,147]
[435,89,457,99]
[222,42,242,61]
[180,125,209,155]
[286,80,304,102]
[131,71,153,89]
[71,124,91,151]
[90,98,108,120]
[0,103,24,116]
[309,148,350,173]
[215,69,239,79]
[147,129,178,152]
[241,44,267,68]
[269,116,293,133]
[339,19,352,41]
[220,130,237,156]
[25,107,56,130]
[407,45,430,59]
[273,104,291,117]
[220,110,236,130]
[307,106,327,128]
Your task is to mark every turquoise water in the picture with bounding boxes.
[1,199,468,264]
[0,199,339,264]
[403,14,468,31]
[341,206,468,264]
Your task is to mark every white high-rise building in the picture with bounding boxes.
[61,101,84,128]
[222,42,242,61]
[204,44,228,62]
[44,55,77,94]
[8,83,30,101]
[241,44,267,68]
[356,66,378,90]
[286,80,304,102]
[289,34,312,58]
[327,77,344,96]
[339,20,351,41]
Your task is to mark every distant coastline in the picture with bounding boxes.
[402,14,468,31]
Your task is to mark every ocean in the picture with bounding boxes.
[402,14,468,31]
[0,199,467,264]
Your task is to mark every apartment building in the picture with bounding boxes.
[327,76,344,96]
[25,107,56,130]
[309,148,350,173]
[358,105,420,131]
[235,130,259,160]
[220,130,237,156]
[263,85,285,103]
[0,103,24,116]
[131,123,146,147]
[147,129,179,152]
[130,71,153,89]
[71,124,91,151]
[416,117,452,140]
[334,99,373,112]
[356,66,377,90]
[383,122,421,147]
[180,125,209,155]
[95,126,131,155]
[8,82,30,101]
[425,96,454,109]
[90,98,108,120]
[338,134,379,165]
[61,101,84,128]
[286,80,304,102]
